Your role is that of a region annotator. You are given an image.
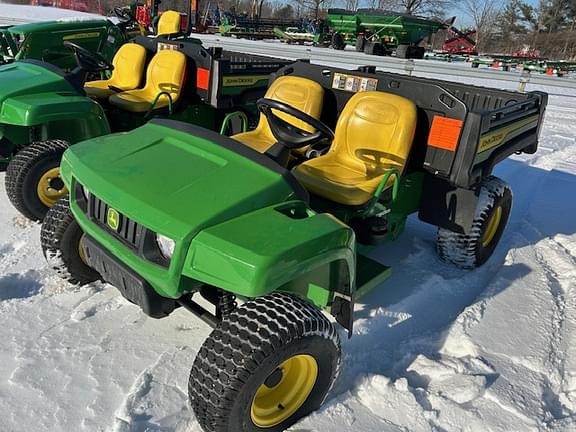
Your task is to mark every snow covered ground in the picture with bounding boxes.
[1,7,576,431]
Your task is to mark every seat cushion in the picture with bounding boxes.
[108,50,186,113]
[294,91,417,206]
[231,76,324,153]
[109,88,171,112]
[232,132,273,153]
[84,80,115,99]
[294,154,398,206]
[84,43,147,99]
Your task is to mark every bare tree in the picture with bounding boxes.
[345,0,360,10]
[295,0,333,18]
[396,0,452,14]
[461,0,502,51]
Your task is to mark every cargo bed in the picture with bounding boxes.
[274,61,547,189]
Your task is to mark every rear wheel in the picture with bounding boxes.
[413,46,425,59]
[355,35,365,52]
[331,32,345,50]
[437,176,512,269]
[5,139,69,221]
[41,196,100,285]
[364,42,385,56]
[395,44,409,58]
[189,293,340,432]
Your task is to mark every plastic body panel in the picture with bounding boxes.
[62,122,308,299]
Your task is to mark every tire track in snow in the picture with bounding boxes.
[112,347,198,432]
[532,239,576,424]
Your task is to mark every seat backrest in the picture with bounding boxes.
[143,49,187,101]
[252,76,324,143]
[109,43,147,89]
[330,91,417,176]
[157,10,181,36]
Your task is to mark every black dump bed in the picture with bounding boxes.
[275,61,548,189]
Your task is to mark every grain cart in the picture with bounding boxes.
[42,61,547,431]
[319,8,447,58]
[1,35,289,220]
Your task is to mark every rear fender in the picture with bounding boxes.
[183,200,356,310]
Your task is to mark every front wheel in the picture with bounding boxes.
[5,140,70,221]
[437,176,512,269]
[189,293,341,432]
[41,196,101,285]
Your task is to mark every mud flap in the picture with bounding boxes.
[331,294,354,337]
[418,175,479,234]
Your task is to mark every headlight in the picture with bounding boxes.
[156,234,175,259]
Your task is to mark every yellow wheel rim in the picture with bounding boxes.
[37,167,68,208]
[251,354,318,428]
[482,206,503,247]
[78,235,88,265]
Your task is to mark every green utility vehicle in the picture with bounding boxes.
[42,62,547,431]
[1,35,289,220]
[0,9,139,68]
[319,8,447,58]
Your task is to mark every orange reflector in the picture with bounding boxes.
[197,68,210,91]
[428,116,463,152]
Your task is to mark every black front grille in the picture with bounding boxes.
[75,180,170,268]
[88,194,144,249]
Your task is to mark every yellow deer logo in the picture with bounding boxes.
[107,208,120,231]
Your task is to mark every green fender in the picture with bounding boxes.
[1,93,110,145]
[182,201,356,308]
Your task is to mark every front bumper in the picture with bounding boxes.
[82,234,177,318]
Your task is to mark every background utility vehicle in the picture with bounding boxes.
[0,7,140,68]
[1,34,289,220]
[0,0,194,68]
[41,62,547,431]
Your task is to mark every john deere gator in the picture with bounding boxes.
[42,61,547,431]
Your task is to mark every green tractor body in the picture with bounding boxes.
[0,19,132,68]
[57,60,548,327]
[0,61,109,161]
[62,121,358,312]
[43,61,548,431]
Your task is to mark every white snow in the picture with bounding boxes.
[0,4,104,25]
[1,6,576,432]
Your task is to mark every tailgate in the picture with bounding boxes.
[424,90,548,188]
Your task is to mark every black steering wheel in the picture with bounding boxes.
[257,98,334,150]
[114,6,134,23]
[63,41,113,73]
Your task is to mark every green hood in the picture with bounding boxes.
[0,61,76,105]
[62,121,304,241]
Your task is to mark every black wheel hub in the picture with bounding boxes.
[264,367,284,388]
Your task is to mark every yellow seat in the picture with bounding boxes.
[293,91,417,206]
[108,49,186,113]
[84,43,147,99]
[157,10,181,36]
[232,76,324,153]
